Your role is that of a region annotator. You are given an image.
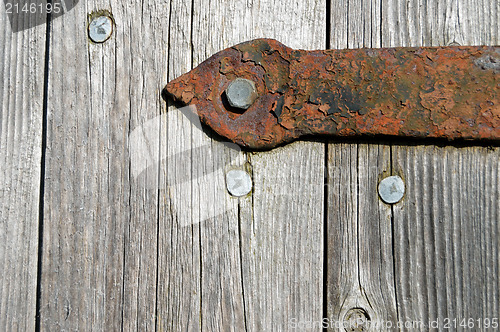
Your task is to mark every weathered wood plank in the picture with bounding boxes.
[157,1,326,331]
[326,144,396,330]
[241,142,325,331]
[40,3,125,329]
[392,146,499,327]
[382,0,499,47]
[113,1,169,330]
[39,0,168,329]
[23,0,497,331]
[196,1,326,330]
[327,1,397,330]
[157,0,247,330]
[0,8,45,332]
[328,0,498,330]
[383,0,499,328]
[330,0,382,49]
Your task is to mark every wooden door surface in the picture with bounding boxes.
[0,0,498,330]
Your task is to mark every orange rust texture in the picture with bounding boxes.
[165,39,499,149]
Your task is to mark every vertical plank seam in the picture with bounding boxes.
[121,159,131,332]
[121,22,133,330]
[326,0,331,49]
[389,145,401,329]
[155,1,174,329]
[355,144,364,306]
[190,2,203,328]
[197,222,202,330]
[237,203,248,332]
[322,140,328,330]
[154,114,162,332]
[136,229,143,332]
[190,0,195,68]
[154,112,162,331]
[346,1,350,47]
[324,1,331,328]
[355,145,377,313]
[381,1,402,325]
[362,0,365,46]
[35,4,53,331]
[379,0,383,46]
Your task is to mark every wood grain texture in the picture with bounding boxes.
[328,0,499,330]
[156,2,206,331]
[328,1,398,330]
[0,7,45,332]
[326,144,397,330]
[1,0,495,329]
[240,142,325,331]
[195,0,326,329]
[157,0,326,330]
[158,1,245,331]
[40,3,124,329]
[330,0,382,49]
[39,0,168,330]
[392,146,499,328]
[113,1,169,330]
[382,0,499,46]
[383,0,500,329]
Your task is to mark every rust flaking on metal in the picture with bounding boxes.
[164,39,499,149]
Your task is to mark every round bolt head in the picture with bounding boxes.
[378,175,405,204]
[89,15,113,43]
[225,78,258,109]
[226,170,252,197]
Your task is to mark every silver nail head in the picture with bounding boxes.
[378,175,405,204]
[225,78,258,109]
[226,170,252,197]
[89,15,113,43]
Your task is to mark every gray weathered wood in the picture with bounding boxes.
[39,0,168,330]
[382,0,499,47]
[241,142,325,331]
[195,1,326,329]
[114,1,169,330]
[327,0,499,330]
[157,0,326,330]
[330,0,382,49]
[327,1,398,330]
[326,144,397,329]
[1,0,497,330]
[0,8,45,332]
[39,3,124,329]
[156,2,205,331]
[393,146,499,327]
[383,0,500,328]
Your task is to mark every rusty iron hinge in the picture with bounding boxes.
[164,39,499,150]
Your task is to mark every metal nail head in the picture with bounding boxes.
[89,15,113,43]
[226,170,252,197]
[378,175,405,204]
[225,78,258,109]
